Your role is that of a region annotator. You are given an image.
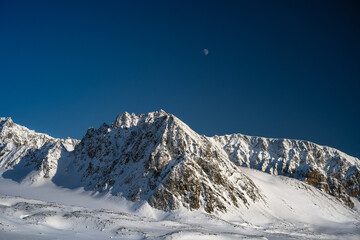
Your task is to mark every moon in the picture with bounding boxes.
[203,49,209,55]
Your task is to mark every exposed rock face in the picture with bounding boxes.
[72,110,262,213]
[0,117,79,183]
[1,111,359,213]
[212,134,360,207]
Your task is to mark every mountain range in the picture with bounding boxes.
[0,110,359,214]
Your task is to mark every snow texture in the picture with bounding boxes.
[0,111,360,239]
[212,133,360,207]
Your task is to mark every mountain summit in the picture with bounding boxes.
[0,117,78,182]
[213,133,360,207]
[70,110,262,213]
[0,110,359,213]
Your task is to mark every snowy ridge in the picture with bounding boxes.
[69,110,262,213]
[212,133,360,207]
[0,110,359,214]
[0,117,79,183]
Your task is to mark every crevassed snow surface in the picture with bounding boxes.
[0,169,359,240]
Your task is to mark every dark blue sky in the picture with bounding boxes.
[1,1,359,157]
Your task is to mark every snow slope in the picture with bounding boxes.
[212,133,360,207]
[0,117,79,184]
[62,110,263,213]
[0,168,359,239]
[0,111,360,239]
[1,111,360,211]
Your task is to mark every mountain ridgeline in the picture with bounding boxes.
[0,111,359,213]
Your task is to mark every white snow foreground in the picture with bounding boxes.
[0,111,360,239]
[0,169,359,240]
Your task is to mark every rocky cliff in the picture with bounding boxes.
[1,111,359,212]
[212,134,360,207]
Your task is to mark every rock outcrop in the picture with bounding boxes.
[1,111,359,212]
[212,134,360,207]
[0,117,79,183]
[71,110,262,213]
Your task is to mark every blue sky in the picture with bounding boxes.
[0,0,359,157]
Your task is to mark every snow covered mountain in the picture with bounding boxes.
[0,117,79,183]
[212,133,360,208]
[66,110,263,213]
[1,110,359,214]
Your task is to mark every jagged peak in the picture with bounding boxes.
[214,132,360,165]
[111,109,171,129]
[109,110,201,142]
[0,117,11,122]
[112,112,141,129]
[0,117,14,128]
[0,117,81,152]
[2,111,360,214]
[0,117,53,140]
